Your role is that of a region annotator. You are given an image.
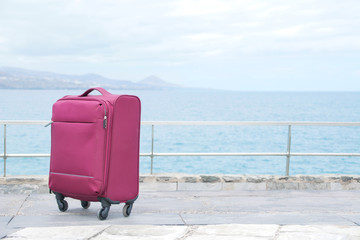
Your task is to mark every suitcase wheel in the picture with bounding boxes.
[97,207,110,220]
[81,201,91,209]
[57,199,68,212]
[122,203,133,217]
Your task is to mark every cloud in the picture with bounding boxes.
[2,0,359,58]
[316,27,334,33]
[184,33,226,42]
[272,25,305,37]
[169,0,232,16]
[0,0,360,90]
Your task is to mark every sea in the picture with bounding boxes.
[1,89,360,176]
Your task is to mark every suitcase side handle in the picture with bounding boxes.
[80,87,111,97]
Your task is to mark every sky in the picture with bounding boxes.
[0,0,359,91]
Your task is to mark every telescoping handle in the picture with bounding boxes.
[80,87,111,97]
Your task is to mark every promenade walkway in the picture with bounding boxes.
[1,175,360,239]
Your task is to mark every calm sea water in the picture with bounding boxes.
[1,89,360,175]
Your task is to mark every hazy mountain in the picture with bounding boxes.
[139,75,180,89]
[0,67,180,90]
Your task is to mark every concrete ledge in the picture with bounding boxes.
[1,174,360,194]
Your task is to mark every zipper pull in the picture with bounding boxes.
[103,115,107,128]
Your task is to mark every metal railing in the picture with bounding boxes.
[1,120,360,177]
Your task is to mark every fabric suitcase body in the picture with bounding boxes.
[48,87,141,220]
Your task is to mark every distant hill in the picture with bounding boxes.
[138,75,180,89]
[0,67,181,90]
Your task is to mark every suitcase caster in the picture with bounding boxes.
[54,192,68,212]
[122,203,133,217]
[97,207,110,220]
[57,199,68,212]
[97,197,119,220]
[81,200,91,209]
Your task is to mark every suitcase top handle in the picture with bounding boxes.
[80,87,111,97]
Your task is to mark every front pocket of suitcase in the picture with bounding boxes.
[49,121,105,196]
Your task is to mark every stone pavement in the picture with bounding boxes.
[1,189,360,239]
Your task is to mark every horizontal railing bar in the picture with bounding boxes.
[0,154,51,157]
[141,121,360,126]
[290,153,360,157]
[2,153,360,158]
[148,152,287,156]
[0,120,50,125]
[140,152,360,157]
[2,120,360,126]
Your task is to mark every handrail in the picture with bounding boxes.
[2,120,360,177]
[0,120,49,125]
[141,121,360,126]
[2,120,360,126]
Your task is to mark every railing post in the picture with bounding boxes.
[286,125,292,176]
[150,124,154,175]
[3,124,7,177]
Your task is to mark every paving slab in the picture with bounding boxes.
[181,212,355,225]
[277,225,360,240]
[92,225,188,240]
[0,194,29,216]
[186,224,279,240]
[4,224,360,240]
[0,217,15,239]
[340,214,360,225]
[5,225,110,240]
[0,217,12,226]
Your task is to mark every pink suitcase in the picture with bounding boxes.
[48,87,141,220]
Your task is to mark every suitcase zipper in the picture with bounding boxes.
[55,97,110,195]
[97,100,110,195]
